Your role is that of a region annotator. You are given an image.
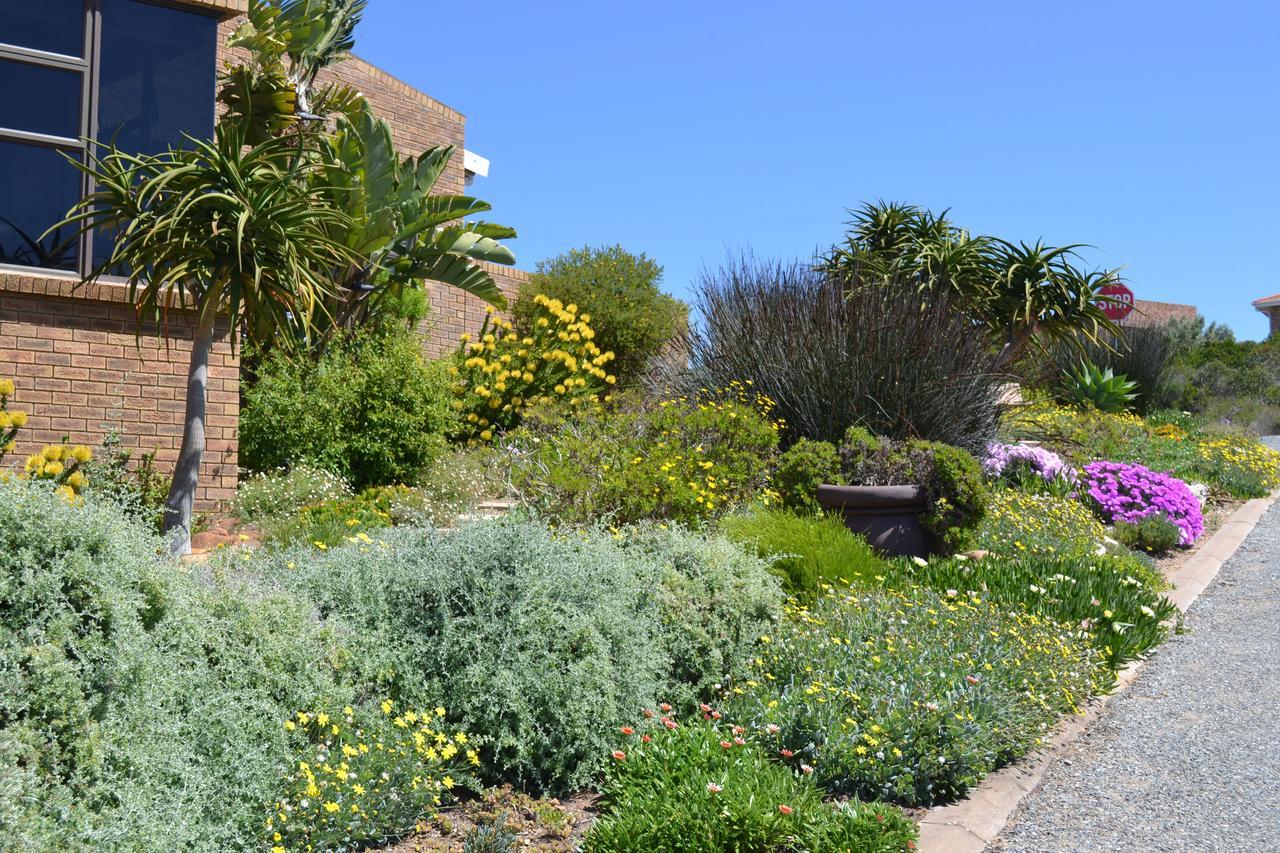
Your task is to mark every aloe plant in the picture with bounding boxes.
[1062,359,1139,413]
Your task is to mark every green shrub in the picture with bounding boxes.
[727,585,1100,807]
[838,428,987,551]
[973,488,1110,559]
[889,553,1176,672]
[508,390,779,526]
[617,524,783,708]
[772,438,840,513]
[235,465,352,522]
[1114,514,1184,554]
[585,709,917,852]
[0,479,356,850]
[257,521,781,795]
[513,245,687,383]
[241,326,454,488]
[721,509,888,598]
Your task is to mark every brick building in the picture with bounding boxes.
[0,0,525,506]
[1252,294,1280,337]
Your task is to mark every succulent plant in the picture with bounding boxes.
[1062,359,1138,413]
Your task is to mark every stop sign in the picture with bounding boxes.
[1097,282,1135,322]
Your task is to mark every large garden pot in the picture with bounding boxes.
[815,484,932,559]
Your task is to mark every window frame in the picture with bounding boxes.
[0,0,217,278]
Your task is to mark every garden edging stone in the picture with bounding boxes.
[915,488,1280,853]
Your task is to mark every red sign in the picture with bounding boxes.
[1096,282,1135,322]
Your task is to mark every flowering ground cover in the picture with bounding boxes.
[1080,460,1205,546]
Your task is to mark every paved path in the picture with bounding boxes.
[992,449,1280,852]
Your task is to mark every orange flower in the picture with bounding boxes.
[778,804,793,815]
[611,750,626,761]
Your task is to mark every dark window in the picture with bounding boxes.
[0,141,81,270]
[0,0,85,58]
[0,58,83,138]
[0,0,217,275]
[98,0,217,155]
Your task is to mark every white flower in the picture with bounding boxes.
[911,556,928,567]
[1140,605,1155,617]
[1093,544,1108,556]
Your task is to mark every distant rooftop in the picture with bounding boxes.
[1118,299,1197,328]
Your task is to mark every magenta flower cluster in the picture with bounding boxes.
[983,442,1076,484]
[1080,460,1204,546]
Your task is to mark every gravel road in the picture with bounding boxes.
[992,443,1280,853]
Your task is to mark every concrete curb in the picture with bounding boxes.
[916,491,1279,853]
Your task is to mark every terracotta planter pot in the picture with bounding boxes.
[815,484,933,558]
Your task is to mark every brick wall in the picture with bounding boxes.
[422,264,531,359]
[0,271,239,507]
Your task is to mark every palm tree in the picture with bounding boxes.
[824,201,1122,371]
[59,128,358,554]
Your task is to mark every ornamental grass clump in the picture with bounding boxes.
[586,706,917,853]
[451,296,617,443]
[269,702,480,852]
[726,585,1100,807]
[1080,461,1204,546]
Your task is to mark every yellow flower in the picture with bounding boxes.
[381,699,394,715]
[71,445,92,463]
[323,801,340,813]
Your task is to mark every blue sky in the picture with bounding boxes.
[356,1,1280,339]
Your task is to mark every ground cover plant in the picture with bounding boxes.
[585,707,917,852]
[269,702,480,851]
[973,488,1110,560]
[1005,401,1280,498]
[506,387,779,526]
[889,553,1175,673]
[726,585,1101,807]
[721,509,890,599]
[1079,461,1204,546]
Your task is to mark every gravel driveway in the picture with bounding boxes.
[992,442,1280,853]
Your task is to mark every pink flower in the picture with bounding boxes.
[662,718,678,730]
[731,725,744,735]
[642,708,655,719]
[720,740,733,749]
[800,763,813,775]
[612,750,626,761]
[700,703,712,713]
[778,804,793,815]
[765,723,780,735]
[965,675,980,685]
[620,726,634,735]
[641,734,651,743]
[660,703,672,712]
[706,782,722,793]
[733,737,746,746]
[780,748,794,758]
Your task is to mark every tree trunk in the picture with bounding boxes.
[162,300,218,557]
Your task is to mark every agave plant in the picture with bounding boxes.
[1062,359,1139,413]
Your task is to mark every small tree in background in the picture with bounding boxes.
[823,201,1123,371]
[513,245,687,382]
